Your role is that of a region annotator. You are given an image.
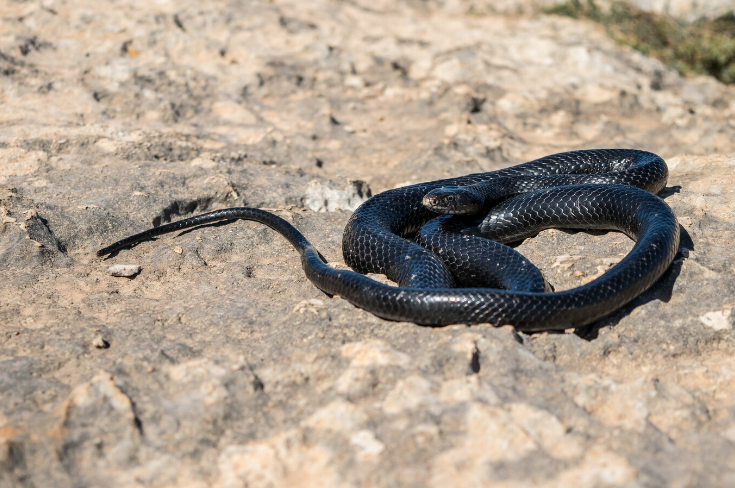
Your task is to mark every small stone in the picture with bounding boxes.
[173,247,183,254]
[344,75,365,88]
[349,430,385,460]
[107,264,142,277]
[699,308,732,331]
[293,299,326,314]
[92,334,109,349]
[304,180,372,212]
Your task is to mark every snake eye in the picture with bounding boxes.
[446,195,454,202]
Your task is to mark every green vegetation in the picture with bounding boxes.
[546,0,735,84]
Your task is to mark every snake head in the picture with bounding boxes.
[422,186,484,215]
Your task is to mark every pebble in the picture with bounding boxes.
[92,334,110,349]
[107,264,142,277]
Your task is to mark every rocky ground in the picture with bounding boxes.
[2,0,735,487]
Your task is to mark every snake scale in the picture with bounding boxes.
[98,149,680,331]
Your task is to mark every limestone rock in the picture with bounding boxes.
[1,1,735,487]
[107,264,142,278]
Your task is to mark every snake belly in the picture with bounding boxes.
[97,149,680,331]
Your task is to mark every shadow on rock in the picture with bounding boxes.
[659,185,682,199]
[575,224,693,341]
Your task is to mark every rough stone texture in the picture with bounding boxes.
[107,264,142,278]
[1,0,735,487]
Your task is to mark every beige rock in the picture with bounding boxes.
[303,400,368,432]
[56,372,137,425]
[215,431,347,488]
[340,340,411,368]
[546,446,637,488]
[107,264,142,277]
[0,148,46,180]
[304,180,372,213]
[383,375,435,414]
[349,430,385,460]
[2,0,735,486]
[507,403,583,460]
[167,359,229,407]
[572,376,652,432]
[430,403,537,487]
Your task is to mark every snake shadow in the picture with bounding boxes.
[573,221,693,341]
[99,219,237,260]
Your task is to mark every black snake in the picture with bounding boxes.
[98,149,679,331]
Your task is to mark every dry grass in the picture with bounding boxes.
[547,0,735,84]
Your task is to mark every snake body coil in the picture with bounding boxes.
[98,149,679,331]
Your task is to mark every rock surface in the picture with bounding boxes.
[1,0,735,487]
[107,264,142,278]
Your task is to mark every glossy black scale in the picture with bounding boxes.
[97,149,680,331]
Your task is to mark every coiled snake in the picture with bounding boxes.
[98,149,679,331]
